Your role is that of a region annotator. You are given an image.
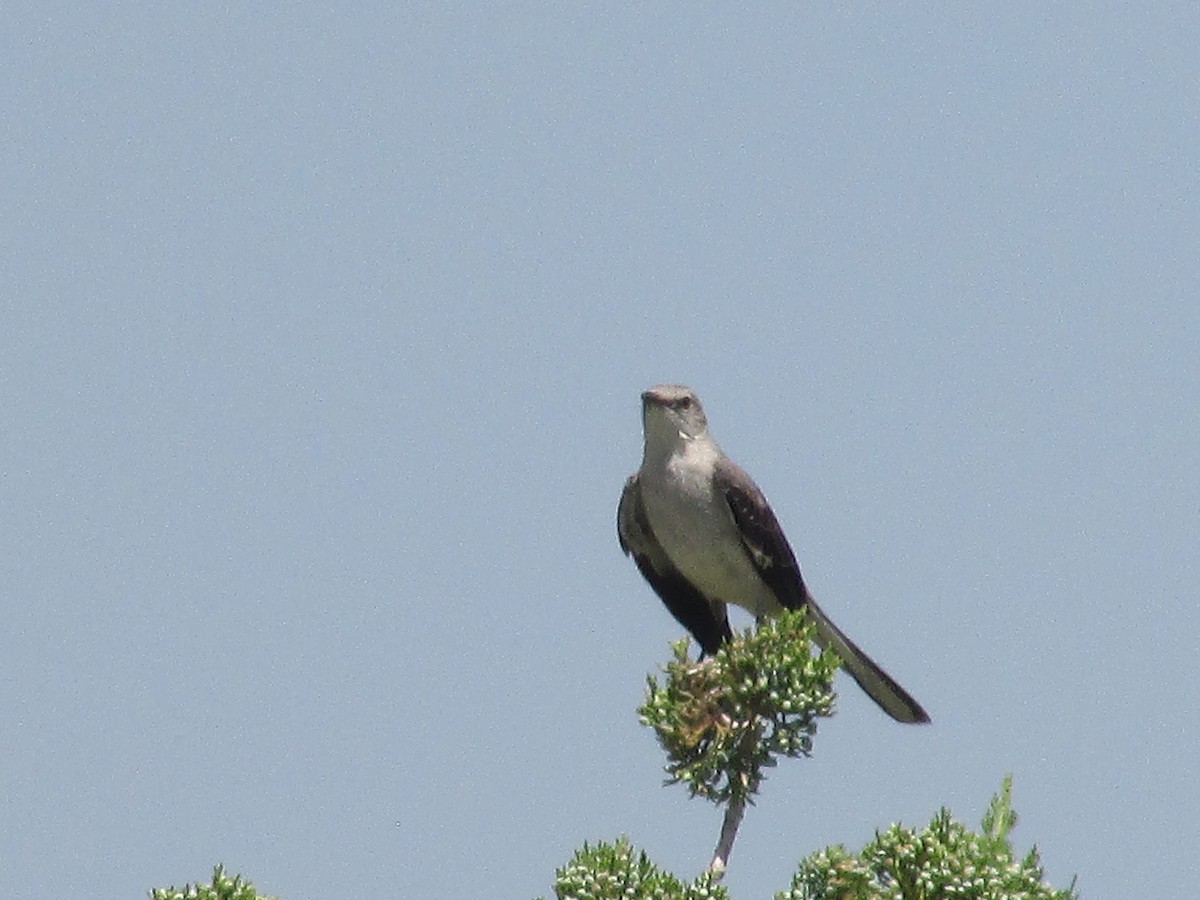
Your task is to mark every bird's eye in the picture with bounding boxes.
[678,396,692,409]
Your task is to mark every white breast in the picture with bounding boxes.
[639,443,778,618]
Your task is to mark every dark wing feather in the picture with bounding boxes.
[715,457,930,724]
[715,457,812,609]
[618,474,732,655]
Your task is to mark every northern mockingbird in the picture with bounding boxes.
[618,384,930,724]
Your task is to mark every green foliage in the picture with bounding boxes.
[777,776,1076,900]
[150,865,274,900]
[151,634,1078,900]
[545,611,1079,899]
[550,836,730,900]
[638,608,839,805]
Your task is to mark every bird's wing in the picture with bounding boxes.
[618,473,732,655]
[715,457,930,724]
[713,456,811,609]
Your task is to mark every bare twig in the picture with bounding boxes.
[708,714,766,881]
[708,794,747,881]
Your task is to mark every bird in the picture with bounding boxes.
[618,383,930,724]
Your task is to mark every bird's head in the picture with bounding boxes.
[641,383,710,447]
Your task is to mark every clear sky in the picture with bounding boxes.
[3,5,1197,898]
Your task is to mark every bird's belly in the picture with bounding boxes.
[641,483,778,618]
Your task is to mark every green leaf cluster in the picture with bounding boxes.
[150,865,274,900]
[549,836,729,900]
[778,776,1075,900]
[638,608,839,804]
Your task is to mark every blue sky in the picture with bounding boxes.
[3,5,1197,898]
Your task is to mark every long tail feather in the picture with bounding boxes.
[805,600,930,724]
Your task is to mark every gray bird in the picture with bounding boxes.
[618,383,930,724]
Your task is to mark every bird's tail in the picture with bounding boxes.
[805,599,930,724]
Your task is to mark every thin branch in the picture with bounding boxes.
[709,717,763,881]
[708,794,746,881]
